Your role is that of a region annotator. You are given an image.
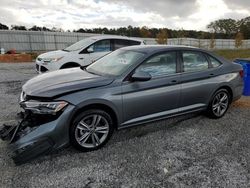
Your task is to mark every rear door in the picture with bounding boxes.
[121,51,181,126]
[179,50,221,111]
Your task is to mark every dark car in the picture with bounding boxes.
[0,45,244,164]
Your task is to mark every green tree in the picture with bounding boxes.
[156,29,168,44]
[235,32,244,48]
[209,33,216,49]
[207,19,237,37]
[140,26,151,38]
[197,32,206,48]
[238,17,250,39]
[28,25,51,31]
[0,23,8,30]
[11,25,27,30]
[177,29,186,45]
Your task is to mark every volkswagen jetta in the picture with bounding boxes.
[0,45,244,164]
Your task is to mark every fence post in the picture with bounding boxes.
[54,34,58,50]
[28,33,32,53]
[43,31,46,52]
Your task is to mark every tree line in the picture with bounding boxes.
[0,16,249,40]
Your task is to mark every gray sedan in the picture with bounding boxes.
[0,45,244,164]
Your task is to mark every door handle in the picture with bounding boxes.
[209,73,215,77]
[170,80,178,84]
[79,58,84,60]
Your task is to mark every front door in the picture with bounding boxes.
[82,39,111,65]
[121,51,181,126]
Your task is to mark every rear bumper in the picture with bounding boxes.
[232,79,244,102]
[1,105,75,164]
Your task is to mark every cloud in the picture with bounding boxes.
[0,0,249,31]
[224,0,250,10]
[104,0,198,18]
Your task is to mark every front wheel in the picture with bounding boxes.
[60,63,80,69]
[206,89,230,119]
[70,109,114,151]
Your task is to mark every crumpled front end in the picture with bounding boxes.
[0,102,75,165]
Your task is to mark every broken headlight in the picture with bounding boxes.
[20,101,68,115]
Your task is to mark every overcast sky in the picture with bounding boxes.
[0,0,249,31]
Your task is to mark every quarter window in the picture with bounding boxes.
[182,51,209,72]
[136,52,176,77]
[129,40,141,45]
[208,55,222,68]
[114,40,141,50]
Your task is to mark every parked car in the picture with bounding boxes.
[35,35,144,73]
[0,45,243,164]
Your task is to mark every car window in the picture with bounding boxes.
[208,55,222,68]
[128,40,141,45]
[182,51,208,72]
[89,40,111,52]
[86,49,145,76]
[136,52,176,77]
[113,39,141,50]
[114,40,128,50]
[64,38,95,52]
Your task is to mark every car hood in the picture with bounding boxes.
[38,50,68,59]
[22,68,114,98]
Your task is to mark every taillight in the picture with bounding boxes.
[239,70,244,78]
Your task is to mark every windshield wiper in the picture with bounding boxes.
[62,49,69,52]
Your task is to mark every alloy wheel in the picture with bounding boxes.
[75,114,110,148]
[212,91,229,117]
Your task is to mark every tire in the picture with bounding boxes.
[70,109,114,152]
[61,63,80,69]
[206,89,231,119]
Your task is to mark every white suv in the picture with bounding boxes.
[36,35,144,73]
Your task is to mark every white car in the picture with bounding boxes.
[36,35,145,73]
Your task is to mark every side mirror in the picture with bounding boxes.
[131,71,152,82]
[87,47,94,53]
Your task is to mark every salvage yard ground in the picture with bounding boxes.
[0,63,250,187]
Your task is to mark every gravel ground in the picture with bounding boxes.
[0,63,250,188]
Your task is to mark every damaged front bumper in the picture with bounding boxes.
[0,105,75,165]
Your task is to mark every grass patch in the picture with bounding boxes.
[212,49,250,61]
[27,52,40,60]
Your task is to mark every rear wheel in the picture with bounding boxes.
[70,109,114,151]
[207,89,230,119]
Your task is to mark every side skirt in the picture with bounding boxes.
[118,107,206,130]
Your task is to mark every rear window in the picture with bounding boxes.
[182,51,209,72]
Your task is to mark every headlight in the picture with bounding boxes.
[20,101,68,115]
[42,57,64,63]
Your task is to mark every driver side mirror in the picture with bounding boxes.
[131,71,152,82]
[87,46,94,53]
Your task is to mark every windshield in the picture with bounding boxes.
[64,38,95,52]
[86,49,145,76]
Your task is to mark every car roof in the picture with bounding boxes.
[87,35,143,42]
[120,45,200,53]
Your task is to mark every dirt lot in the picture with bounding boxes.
[0,63,250,188]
